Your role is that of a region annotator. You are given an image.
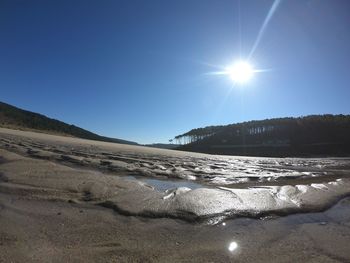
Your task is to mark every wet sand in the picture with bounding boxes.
[1,128,350,262]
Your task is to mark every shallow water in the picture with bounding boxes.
[125,175,204,192]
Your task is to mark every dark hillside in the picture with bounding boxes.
[0,101,137,145]
[175,115,350,157]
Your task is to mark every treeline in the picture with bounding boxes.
[174,125,225,144]
[0,101,137,145]
[174,115,350,157]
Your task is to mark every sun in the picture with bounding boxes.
[225,61,254,84]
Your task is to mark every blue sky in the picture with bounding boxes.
[1,0,350,144]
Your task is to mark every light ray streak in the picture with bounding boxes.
[248,0,283,60]
[205,68,270,76]
[183,59,224,69]
[238,0,242,59]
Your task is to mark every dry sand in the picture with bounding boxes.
[1,128,350,262]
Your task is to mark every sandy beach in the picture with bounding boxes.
[1,127,350,262]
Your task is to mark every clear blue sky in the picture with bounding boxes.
[1,0,350,144]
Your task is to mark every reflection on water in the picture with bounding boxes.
[228,241,238,252]
[125,175,204,192]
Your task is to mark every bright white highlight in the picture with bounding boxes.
[225,61,254,83]
[228,241,238,252]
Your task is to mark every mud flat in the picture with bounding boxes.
[1,128,350,262]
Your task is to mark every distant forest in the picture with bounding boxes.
[174,115,350,157]
[0,101,137,145]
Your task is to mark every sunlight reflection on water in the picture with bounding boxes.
[228,241,238,252]
[125,175,204,192]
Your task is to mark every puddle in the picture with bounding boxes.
[124,176,204,192]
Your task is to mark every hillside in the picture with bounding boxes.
[0,101,137,145]
[175,115,350,157]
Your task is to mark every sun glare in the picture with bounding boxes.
[225,61,254,84]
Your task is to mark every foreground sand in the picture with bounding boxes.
[1,128,350,262]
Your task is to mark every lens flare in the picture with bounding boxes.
[248,0,283,59]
